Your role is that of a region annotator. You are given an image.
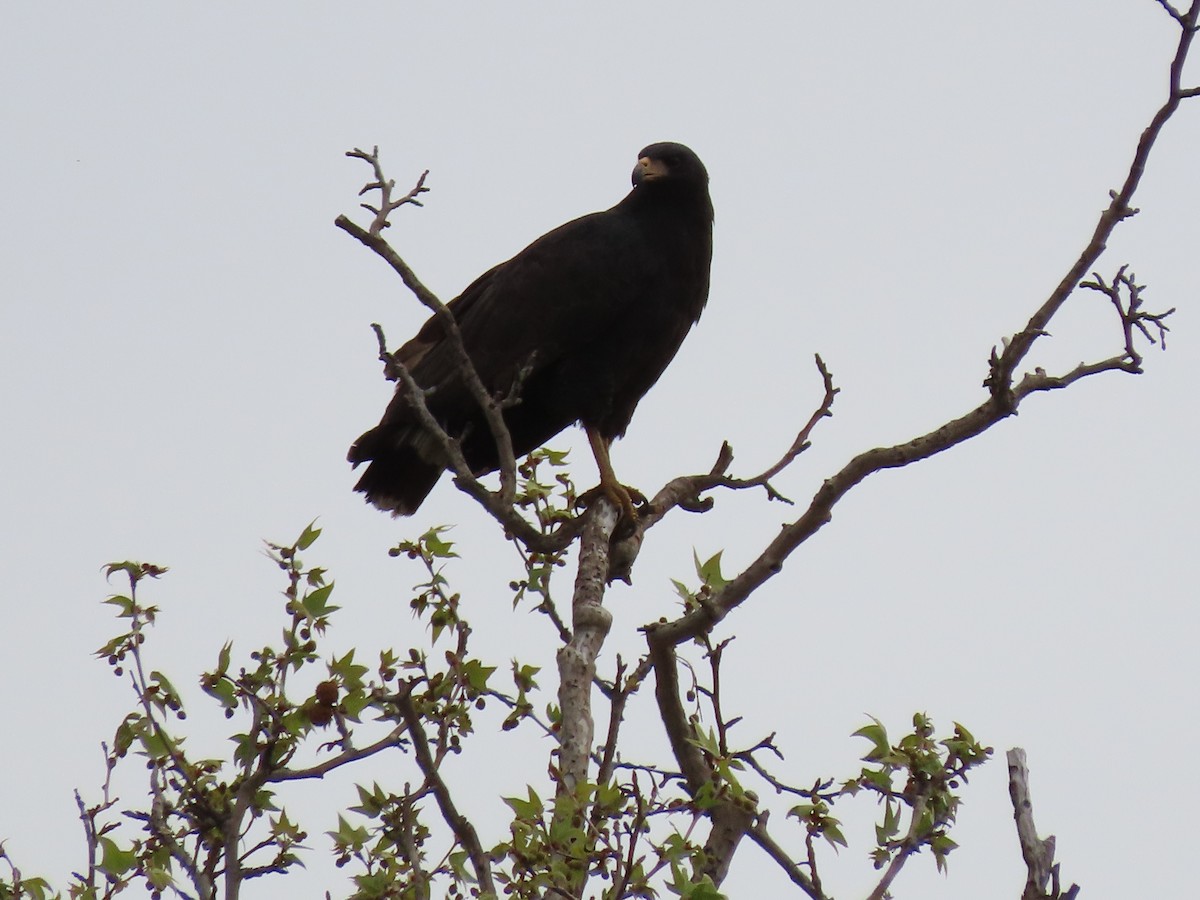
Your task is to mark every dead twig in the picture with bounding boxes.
[345,146,429,236]
[641,354,838,530]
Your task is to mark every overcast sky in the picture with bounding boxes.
[2,2,1197,898]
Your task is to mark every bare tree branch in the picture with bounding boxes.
[645,629,755,887]
[1008,748,1080,900]
[271,725,409,782]
[395,793,432,900]
[989,0,1199,403]
[395,686,496,895]
[639,354,838,529]
[1154,0,1186,26]
[344,146,430,235]
[745,822,824,899]
[865,794,927,900]
[555,498,619,796]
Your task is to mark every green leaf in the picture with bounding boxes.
[12,877,54,900]
[536,447,570,466]
[876,799,900,844]
[301,583,339,618]
[694,550,729,590]
[253,787,279,812]
[328,814,369,850]
[102,594,134,617]
[104,560,167,583]
[512,662,540,692]
[98,836,136,877]
[860,766,894,792]
[667,863,727,899]
[687,726,721,757]
[448,849,473,882]
[671,578,696,602]
[931,831,959,872]
[503,786,544,820]
[352,871,392,899]
[201,676,237,710]
[137,726,175,760]
[296,520,322,550]
[823,821,848,850]
[463,659,496,694]
[692,780,719,811]
[151,671,181,705]
[147,867,173,890]
[340,688,371,720]
[330,650,369,686]
[952,721,976,744]
[853,717,891,761]
[421,526,459,559]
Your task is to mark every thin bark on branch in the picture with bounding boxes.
[555,499,618,795]
[1154,0,1186,25]
[546,499,619,897]
[1008,748,1080,900]
[745,823,824,899]
[594,656,633,787]
[271,726,409,782]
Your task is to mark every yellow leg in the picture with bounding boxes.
[586,425,639,525]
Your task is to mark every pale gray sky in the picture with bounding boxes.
[2,2,1197,897]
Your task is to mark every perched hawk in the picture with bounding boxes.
[349,142,714,517]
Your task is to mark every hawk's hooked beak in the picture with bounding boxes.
[632,156,670,185]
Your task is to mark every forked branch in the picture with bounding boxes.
[988,0,1199,403]
[345,145,429,236]
[642,354,839,530]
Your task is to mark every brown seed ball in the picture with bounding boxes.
[306,703,334,727]
[314,680,338,705]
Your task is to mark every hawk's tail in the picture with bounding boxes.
[347,426,443,517]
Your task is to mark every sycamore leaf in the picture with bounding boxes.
[693,550,729,590]
[853,717,891,762]
[296,520,322,551]
[98,836,136,877]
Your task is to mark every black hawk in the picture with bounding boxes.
[349,141,713,518]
